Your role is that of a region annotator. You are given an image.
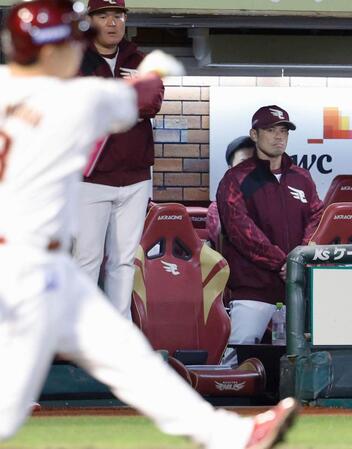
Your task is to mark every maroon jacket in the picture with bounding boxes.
[80,39,164,187]
[216,153,324,304]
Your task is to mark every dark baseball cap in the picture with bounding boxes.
[225,136,255,166]
[87,0,128,14]
[251,105,296,131]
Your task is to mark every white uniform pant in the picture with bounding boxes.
[73,180,150,319]
[0,247,252,449]
[229,300,276,344]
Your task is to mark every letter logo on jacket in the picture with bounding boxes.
[288,186,307,203]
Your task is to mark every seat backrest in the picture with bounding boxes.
[309,202,352,245]
[185,206,209,241]
[149,203,210,241]
[324,175,352,207]
[132,202,230,364]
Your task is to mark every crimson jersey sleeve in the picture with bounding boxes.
[133,74,164,119]
[216,172,287,271]
[301,172,324,245]
[206,201,221,246]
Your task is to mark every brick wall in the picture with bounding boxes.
[153,75,352,203]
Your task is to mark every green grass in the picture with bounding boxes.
[283,415,352,449]
[0,417,193,449]
[1,414,352,449]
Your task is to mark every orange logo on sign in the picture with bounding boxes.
[308,107,352,144]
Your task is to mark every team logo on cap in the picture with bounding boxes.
[269,108,285,120]
[30,25,71,45]
[103,0,118,4]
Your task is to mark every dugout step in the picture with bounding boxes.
[39,360,270,407]
[233,344,286,402]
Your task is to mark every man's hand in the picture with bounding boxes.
[137,50,185,78]
[121,50,185,81]
[120,67,138,79]
[279,262,287,282]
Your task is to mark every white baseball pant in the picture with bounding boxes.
[229,300,276,344]
[0,245,253,449]
[73,180,150,319]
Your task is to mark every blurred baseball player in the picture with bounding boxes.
[0,1,298,448]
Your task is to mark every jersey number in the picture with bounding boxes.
[0,131,11,180]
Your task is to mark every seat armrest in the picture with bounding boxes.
[173,350,208,365]
[168,356,193,386]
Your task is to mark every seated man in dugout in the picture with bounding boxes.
[206,135,255,250]
[216,105,323,346]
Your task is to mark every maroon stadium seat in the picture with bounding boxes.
[324,175,352,207]
[309,202,352,245]
[132,202,266,397]
[148,202,210,242]
[185,206,210,242]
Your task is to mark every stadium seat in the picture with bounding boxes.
[309,202,352,245]
[148,202,210,242]
[132,202,266,397]
[185,206,210,242]
[324,175,352,207]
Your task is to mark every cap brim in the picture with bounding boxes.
[88,5,128,14]
[261,120,296,131]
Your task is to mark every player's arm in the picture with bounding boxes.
[217,171,287,271]
[126,73,164,120]
[206,201,221,247]
[75,51,183,141]
[73,74,161,137]
[119,52,164,119]
[301,174,324,245]
[114,50,183,128]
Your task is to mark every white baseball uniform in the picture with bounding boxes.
[0,66,252,449]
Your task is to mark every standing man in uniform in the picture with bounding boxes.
[217,105,323,345]
[73,0,164,319]
[0,2,298,448]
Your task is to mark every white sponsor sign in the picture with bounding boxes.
[312,267,352,346]
[210,87,352,200]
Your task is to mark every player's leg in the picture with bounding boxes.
[73,182,113,283]
[58,264,254,449]
[229,300,276,344]
[104,179,150,318]
[0,250,63,440]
